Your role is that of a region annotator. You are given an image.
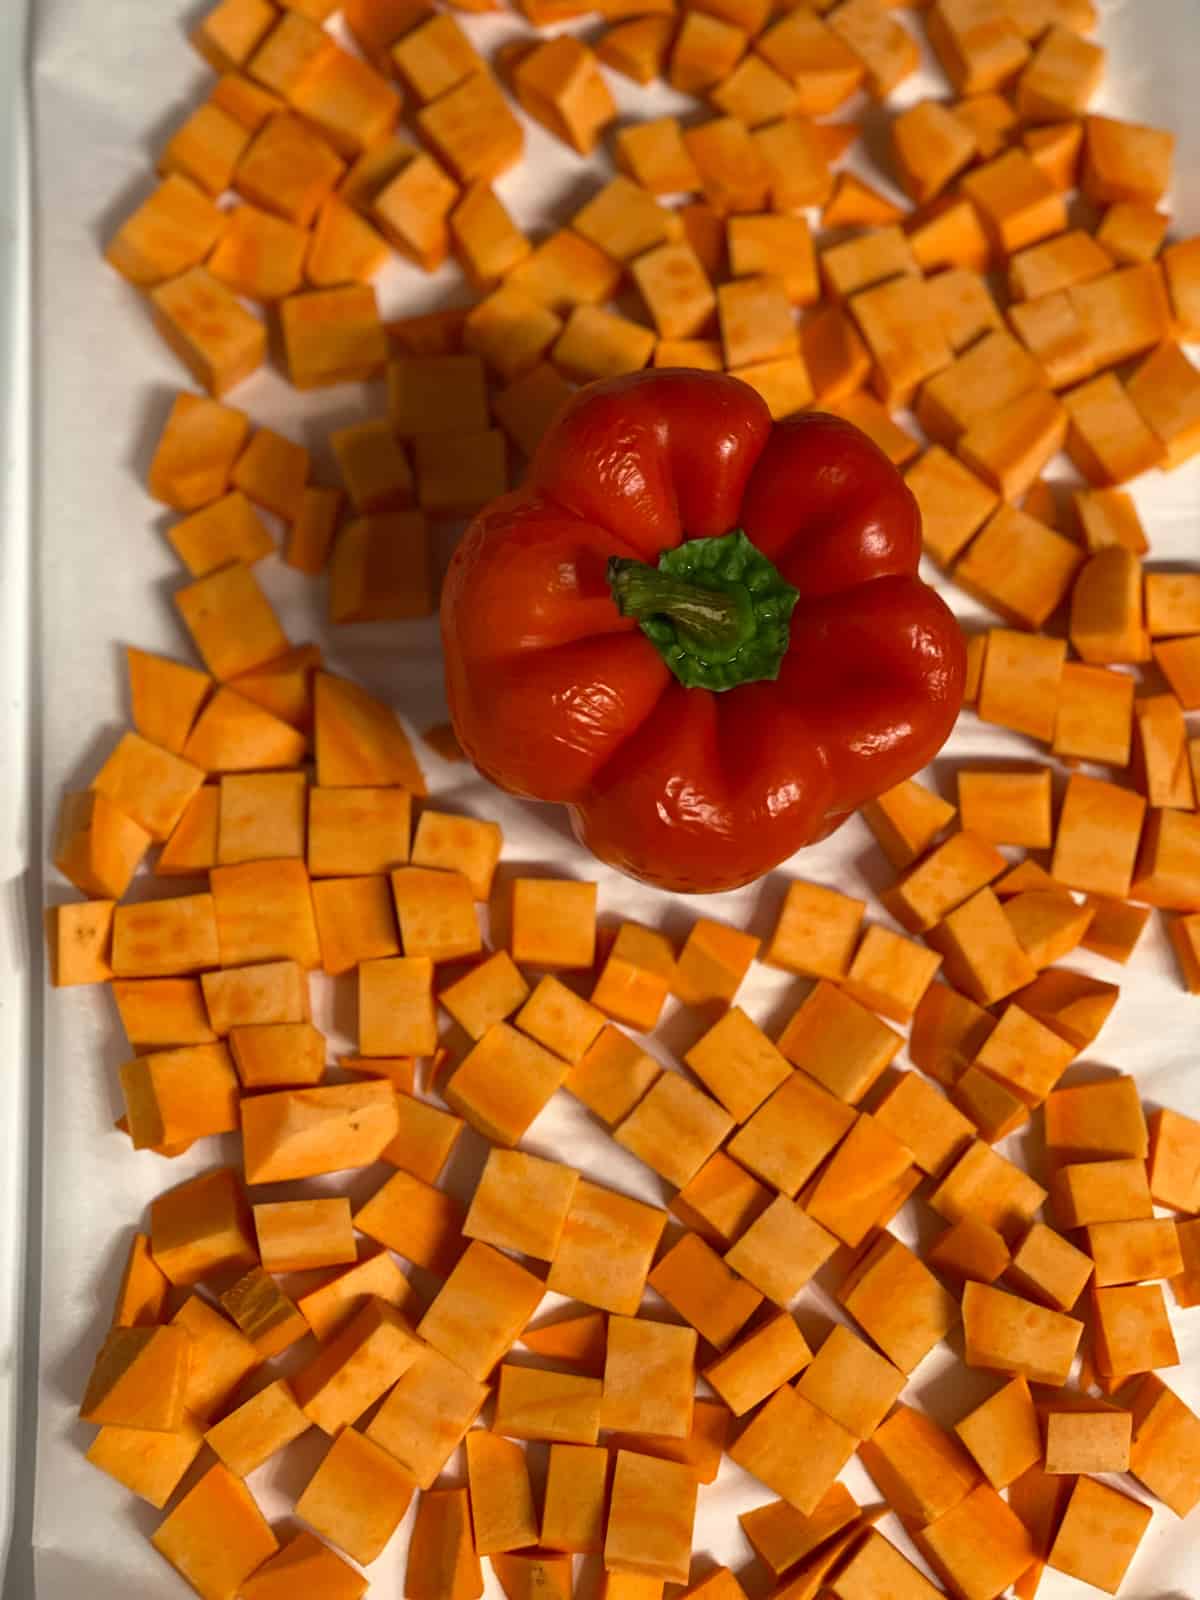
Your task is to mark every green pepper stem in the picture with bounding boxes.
[608,557,755,662]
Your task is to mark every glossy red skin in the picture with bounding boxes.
[441,370,965,893]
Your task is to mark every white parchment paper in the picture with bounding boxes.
[26,0,1200,1594]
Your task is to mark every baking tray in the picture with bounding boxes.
[13,0,1200,1594]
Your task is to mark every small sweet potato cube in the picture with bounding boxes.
[604,1451,697,1585]
[216,770,306,866]
[821,225,918,302]
[148,392,249,512]
[540,1443,609,1553]
[955,502,1082,628]
[86,1413,205,1509]
[107,174,227,288]
[961,148,1066,255]
[1146,572,1200,641]
[873,1071,974,1177]
[1134,693,1194,810]
[905,448,998,568]
[515,975,604,1064]
[1053,661,1134,765]
[1094,201,1167,268]
[565,1026,659,1126]
[449,183,529,291]
[590,922,675,1033]
[330,420,412,514]
[711,54,799,128]
[972,1001,1077,1106]
[682,1007,789,1123]
[795,1323,904,1439]
[918,1482,1037,1599]
[723,1192,837,1308]
[466,1432,537,1556]
[182,687,307,772]
[851,274,953,407]
[1008,229,1112,305]
[370,150,458,272]
[168,490,274,576]
[255,1197,354,1276]
[391,12,481,102]
[732,356,814,421]
[838,1233,960,1374]
[1023,117,1085,190]
[296,1427,415,1567]
[244,1079,400,1183]
[241,1531,367,1600]
[827,0,918,97]
[493,361,572,458]
[112,893,221,979]
[514,36,614,156]
[204,1378,311,1478]
[703,1312,809,1419]
[493,1553,573,1600]
[763,880,864,979]
[727,1066,856,1195]
[955,1376,1041,1489]
[365,1340,486,1488]
[552,306,655,383]
[80,1323,190,1431]
[930,1138,1045,1238]
[53,789,150,901]
[120,1040,240,1150]
[615,1071,734,1188]
[464,1148,579,1262]
[1063,371,1165,486]
[962,1281,1082,1385]
[390,865,480,963]
[1047,1475,1151,1593]
[755,9,861,114]
[150,266,266,397]
[546,1179,666,1317]
[953,1066,1029,1143]
[135,788,210,874]
[928,1217,1010,1284]
[440,951,529,1044]
[171,1293,262,1420]
[1009,1221,1093,1315]
[806,1114,914,1248]
[910,202,992,276]
[957,388,1069,502]
[1163,235,1200,339]
[826,393,917,465]
[717,275,795,369]
[210,858,321,969]
[602,1315,697,1438]
[292,1295,418,1435]
[957,770,1051,850]
[221,1266,310,1357]
[633,242,719,345]
[1004,891,1095,971]
[615,115,699,193]
[1126,340,1200,470]
[1086,1218,1183,1287]
[175,560,288,682]
[1146,1106,1200,1213]
[649,1231,762,1348]
[1128,1372,1200,1516]
[830,1530,942,1599]
[295,1247,416,1345]
[892,99,977,204]
[1052,1156,1152,1231]
[445,1020,568,1147]
[573,176,671,266]
[307,194,390,288]
[685,116,772,215]
[858,1403,979,1522]
[329,510,434,622]
[208,202,308,304]
[418,1241,544,1383]
[159,102,250,198]
[926,887,1038,1007]
[356,955,433,1055]
[111,1231,170,1328]
[842,924,941,1023]
[1093,1280,1178,1378]
[287,47,399,160]
[492,1364,602,1446]
[152,1464,278,1595]
[670,1153,771,1249]
[510,878,596,971]
[281,284,387,388]
[1051,773,1146,898]
[247,10,336,95]
[150,1165,256,1286]
[800,305,871,405]
[729,1387,856,1516]
[776,979,902,1102]
[1082,112,1174,209]
[202,959,309,1034]
[924,0,1030,96]
[1017,24,1104,121]
[231,641,324,729]
[192,0,276,73]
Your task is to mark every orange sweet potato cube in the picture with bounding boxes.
[711,54,799,128]
[86,1413,205,1509]
[927,1216,1010,1284]
[650,1233,760,1348]
[1127,1372,1200,1516]
[589,922,675,1032]
[53,791,149,901]
[777,979,902,1101]
[147,392,248,512]
[891,99,976,203]
[549,1180,666,1316]
[221,1265,311,1357]
[151,1465,278,1595]
[955,503,1081,629]
[243,1079,400,1183]
[729,1387,856,1516]
[240,1531,367,1600]
[723,1192,838,1308]
[492,1363,603,1446]
[755,9,861,114]
[111,1230,170,1328]
[1163,235,1200,339]
[956,388,1069,501]
[120,1041,240,1150]
[925,0,1030,95]
[954,1376,1041,1491]
[905,448,998,568]
[843,924,941,1022]
[417,1241,544,1383]
[280,284,388,388]
[80,1323,190,1431]
[669,10,748,94]
[516,976,605,1064]
[1053,661,1134,764]
[604,1451,697,1584]
[1051,773,1146,898]
[204,1378,311,1477]
[216,770,306,866]
[112,893,221,978]
[688,116,772,215]
[444,1021,568,1147]
[873,1071,974,1177]
[439,950,529,1044]
[1063,371,1164,485]
[830,1530,944,1599]
[247,10,336,95]
[851,274,953,407]
[552,307,655,383]
[1017,23,1104,120]
[564,1026,660,1126]
[312,878,399,978]
[372,150,459,272]
[167,490,274,576]
[684,1006,791,1123]
[201,958,309,1034]
[962,1280,1082,1385]
[858,1403,979,1524]
[390,865,480,963]
[1126,340,1200,470]
[918,1482,1037,1598]
[149,1165,256,1286]
[727,1064,855,1195]
[514,38,614,157]
[207,201,308,303]
[181,686,307,773]
[1082,113,1174,208]
[158,102,249,199]
[957,769,1051,850]
[330,419,413,514]
[614,1072,734,1188]
[290,48,400,159]
[953,1066,1030,1143]
[931,1138,1045,1239]
[1047,1475,1152,1593]
[1008,1219,1093,1312]
[192,0,276,73]
[210,858,321,968]
[838,1233,960,1374]
[175,560,288,682]
[107,174,227,288]
[150,266,266,397]
[598,19,675,85]
[511,878,596,970]
[291,1295,418,1436]
[763,880,864,979]
[464,1148,579,1262]
[295,1427,416,1565]
[306,194,390,287]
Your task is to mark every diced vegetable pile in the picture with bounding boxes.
[47,0,1200,1593]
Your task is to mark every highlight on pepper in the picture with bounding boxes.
[441,368,966,894]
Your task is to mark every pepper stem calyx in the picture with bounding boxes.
[607,528,799,693]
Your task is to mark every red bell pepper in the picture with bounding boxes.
[441,370,965,893]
